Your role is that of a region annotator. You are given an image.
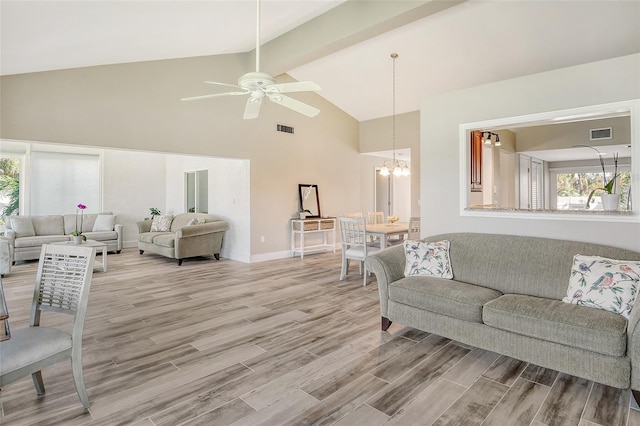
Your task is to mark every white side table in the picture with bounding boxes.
[291,218,336,259]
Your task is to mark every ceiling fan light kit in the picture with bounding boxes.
[181,0,321,120]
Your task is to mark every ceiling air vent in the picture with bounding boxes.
[277,124,294,134]
[590,127,612,141]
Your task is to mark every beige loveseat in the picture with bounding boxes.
[137,213,229,265]
[365,233,640,404]
[3,213,123,262]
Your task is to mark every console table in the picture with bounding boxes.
[291,218,336,259]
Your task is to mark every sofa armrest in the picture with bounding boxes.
[176,221,229,238]
[3,230,15,246]
[115,223,124,251]
[365,244,405,318]
[137,220,152,234]
[628,305,640,390]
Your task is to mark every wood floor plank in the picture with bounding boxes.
[482,377,551,426]
[482,355,528,386]
[331,403,389,426]
[521,363,560,387]
[535,374,593,426]
[442,347,500,387]
[370,334,451,383]
[431,377,508,425]
[582,383,629,426]
[279,374,388,426]
[228,389,318,426]
[241,340,374,411]
[302,337,416,400]
[385,378,466,425]
[367,343,470,416]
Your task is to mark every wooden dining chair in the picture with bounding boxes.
[0,244,96,409]
[338,216,380,286]
[367,211,384,224]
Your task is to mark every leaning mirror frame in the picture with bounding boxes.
[458,99,640,223]
[298,184,321,218]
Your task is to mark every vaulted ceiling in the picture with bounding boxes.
[2,1,639,121]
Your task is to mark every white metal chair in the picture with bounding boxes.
[338,216,380,286]
[408,216,421,240]
[0,244,96,409]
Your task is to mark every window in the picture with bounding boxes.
[553,167,631,211]
[30,152,101,215]
[0,157,21,221]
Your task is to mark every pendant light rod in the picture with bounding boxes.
[391,53,397,162]
[379,52,410,178]
[256,0,261,72]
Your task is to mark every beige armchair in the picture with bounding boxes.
[137,213,229,265]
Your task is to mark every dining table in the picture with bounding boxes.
[0,277,10,341]
[366,221,409,249]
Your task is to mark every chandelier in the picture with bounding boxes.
[380,53,410,177]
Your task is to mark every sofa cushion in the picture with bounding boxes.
[403,239,453,278]
[563,254,640,318]
[139,232,171,244]
[483,294,628,357]
[151,215,173,232]
[92,214,116,231]
[389,277,502,323]
[10,216,35,237]
[151,233,176,248]
[82,231,118,242]
[13,235,70,248]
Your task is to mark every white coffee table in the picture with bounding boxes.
[51,239,108,272]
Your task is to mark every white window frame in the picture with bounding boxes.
[459,99,640,223]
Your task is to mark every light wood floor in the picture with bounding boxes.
[1,248,640,426]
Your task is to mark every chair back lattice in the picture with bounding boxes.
[339,217,368,247]
[408,217,421,240]
[32,245,96,324]
[367,212,384,224]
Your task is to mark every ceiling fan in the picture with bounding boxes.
[181,0,321,120]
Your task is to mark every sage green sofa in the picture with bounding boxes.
[137,213,229,265]
[4,213,123,262]
[365,232,640,402]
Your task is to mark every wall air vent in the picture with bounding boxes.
[277,124,294,134]
[590,127,612,141]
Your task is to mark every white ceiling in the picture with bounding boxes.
[1,0,639,122]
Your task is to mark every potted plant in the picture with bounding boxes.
[71,203,87,243]
[585,151,619,211]
[145,207,161,221]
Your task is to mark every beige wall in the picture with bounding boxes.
[0,54,361,259]
[514,116,631,152]
[421,53,640,251]
[359,111,420,217]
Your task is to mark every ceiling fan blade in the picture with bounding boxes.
[205,81,244,90]
[181,91,249,101]
[266,81,321,94]
[243,97,262,120]
[267,94,320,118]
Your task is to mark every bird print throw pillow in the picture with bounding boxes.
[563,254,640,318]
[403,240,453,279]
